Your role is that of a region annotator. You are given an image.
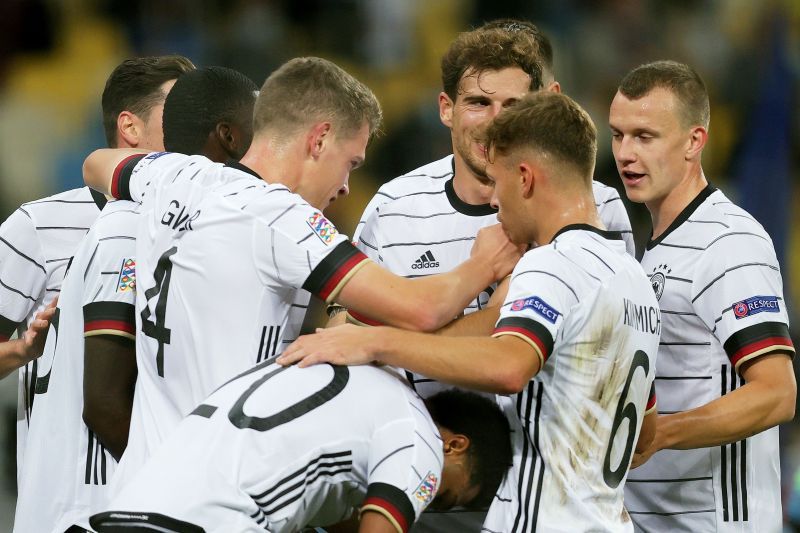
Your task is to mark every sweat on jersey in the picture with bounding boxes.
[625,186,795,533]
[91,363,443,533]
[0,186,104,484]
[13,200,138,532]
[483,225,660,533]
[105,152,370,496]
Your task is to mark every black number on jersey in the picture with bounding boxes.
[141,247,177,377]
[602,349,650,488]
[193,361,349,432]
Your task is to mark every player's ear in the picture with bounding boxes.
[685,126,707,161]
[439,92,454,128]
[546,81,561,94]
[215,122,238,158]
[519,161,535,199]
[442,432,470,456]
[307,122,332,160]
[117,111,141,147]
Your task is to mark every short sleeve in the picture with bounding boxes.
[691,231,794,373]
[0,208,46,339]
[363,415,444,533]
[492,251,577,367]
[355,205,384,264]
[81,205,138,340]
[111,152,197,201]
[252,200,369,303]
[594,183,635,256]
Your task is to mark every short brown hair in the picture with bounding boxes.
[618,60,710,128]
[101,55,196,147]
[441,20,549,101]
[485,92,597,183]
[253,57,382,140]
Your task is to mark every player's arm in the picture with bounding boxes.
[652,352,794,451]
[280,325,541,394]
[358,511,401,533]
[0,303,56,379]
[333,225,521,332]
[83,335,136,460]
[435,276,510,337]
[635,384,658,456]
[83,148,149,196]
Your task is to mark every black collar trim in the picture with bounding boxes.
[89,188,107,210]
[225,160,263,181]
[551,223,624,243]
[646,185,716,250]
[444,177,496,216]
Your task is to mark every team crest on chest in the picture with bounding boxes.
[306,212,338,245]
[649,264,671,301]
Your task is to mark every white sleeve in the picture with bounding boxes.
[111,152,213,202]
[691,230,794,373]
[354,206,384,264]
[82,204,139,340]
[352,188,392,245]
[493,250,578,366]
[0,208,46,339]
[252,201,369,304]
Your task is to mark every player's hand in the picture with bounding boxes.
[21,298,58,360]
[277,324,379,368]
[630,435,660,469]
[471,224,524,281]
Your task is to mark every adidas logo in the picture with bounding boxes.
[411,250,439,270]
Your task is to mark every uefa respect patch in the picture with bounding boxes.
[307,212,338,245]
[732,295,780,319]
[117,258,136,292]
[144,151,169,161]
[413,472,439,505]
[510,295,561,324]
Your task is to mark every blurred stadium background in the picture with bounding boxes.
[0,0,798,529]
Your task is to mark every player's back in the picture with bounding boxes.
[115,153,360,494]
[14,200,137,532]
[94,363,442,533]
[488,228,660,532]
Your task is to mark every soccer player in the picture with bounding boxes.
[13,66,256,533]
[89,364,512,533]
[345,19,635,392]
[0,54,193,488]
[609,61,795,531]
[81,57,521,497]
[278,91,662,532]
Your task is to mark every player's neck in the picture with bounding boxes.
[648,167,708,240]
[239,136,302,191]
[452,156,494,205]
[533,190,604,245]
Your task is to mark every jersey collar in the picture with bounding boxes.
[646,184,717,250]
[550,223,624,243]
[225,160,263,181]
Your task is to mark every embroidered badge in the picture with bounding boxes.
[117,258,136,292]
[306,212,338,245]
[510,296,561,324]
[413,472,439,504]
[732,295,780,319]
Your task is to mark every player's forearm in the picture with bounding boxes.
[0,339,34,379]
[83,148,147,196]
[376,328,534,393]
[435,305,500,337]
[657,378,795,450]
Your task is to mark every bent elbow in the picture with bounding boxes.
[495,372,529,395]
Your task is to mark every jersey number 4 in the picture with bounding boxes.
[141,247,177,377]
[603,349,650,488]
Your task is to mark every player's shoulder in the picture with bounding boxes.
[374,155,454,200]
[590,180,623,205]
[93,200,140,238]
[18,187,94,218]
[686,188,773,251]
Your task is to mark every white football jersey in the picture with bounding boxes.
[625,187,795,532]
[107,152,369,494]
[354,156,636,399]
[483,225,660,533]
[13,200,137,532]
[0,186,103,483]
[91,363,443,533]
